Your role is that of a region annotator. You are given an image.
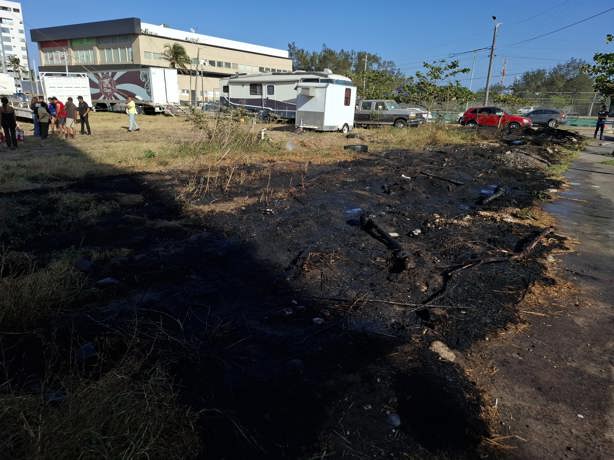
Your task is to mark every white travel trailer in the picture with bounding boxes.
[295,75,357,133]
[220,70,353,120]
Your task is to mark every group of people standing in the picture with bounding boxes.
[30,95,92,140]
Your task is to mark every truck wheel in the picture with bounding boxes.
[547,119,558,128]
[341,123,350,134]
[394,119,407,128]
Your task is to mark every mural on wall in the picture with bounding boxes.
[89,71,152,101]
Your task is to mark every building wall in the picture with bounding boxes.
[137,34,292,76]
[0,0,28,77]
[34,18,293,103]
[177,73,224,102]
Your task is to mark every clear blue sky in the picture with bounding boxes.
[17,0,613,88]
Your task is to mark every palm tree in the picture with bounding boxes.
[162,43,191,69]
[7,56,25,80]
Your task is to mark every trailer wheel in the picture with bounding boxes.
[341,123,350,134]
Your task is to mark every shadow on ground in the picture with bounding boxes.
[0,127,588,458]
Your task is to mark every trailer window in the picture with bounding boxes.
[223,85,229,93]
[250,84,262,96]
[344,88,351,106]
[267,85,274,96]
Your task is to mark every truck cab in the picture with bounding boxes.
[355,99,425,128]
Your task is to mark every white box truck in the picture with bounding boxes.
[40,72,93,107]
[88,68,178,114]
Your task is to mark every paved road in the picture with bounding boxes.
[471,141,614,459]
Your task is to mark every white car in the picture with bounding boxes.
[405,106,433,122]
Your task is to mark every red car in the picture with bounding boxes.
[461,106,532,129]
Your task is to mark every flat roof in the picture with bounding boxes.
[141,23,288,59]
[30,17,289,60]
[30,18,141,42]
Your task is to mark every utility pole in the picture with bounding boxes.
[64,48,69,75]
[363,54,367,97]
[500,57,507,87]
[200,49,204,105]
[466,51,478,110]
[484,16,501,106]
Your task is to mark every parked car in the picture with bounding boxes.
[400,104,433,122]
[460,106,532,129]
[524,108,566,128]
[518,106,536,115]
[355,99,425,128]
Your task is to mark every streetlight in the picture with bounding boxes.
[484,16,501,106]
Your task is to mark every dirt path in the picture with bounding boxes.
[469,146,614,459]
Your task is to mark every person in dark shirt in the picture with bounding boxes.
[0,97,18,149]
[64,97,77,138]
[77,96,91,135]
[595,105,609,140]
[30,96,40,137]
[47,97,57,134]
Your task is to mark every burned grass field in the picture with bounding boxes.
[0,115,583,459]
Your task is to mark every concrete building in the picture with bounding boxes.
[0,0,29,79]
[30,17,292,103]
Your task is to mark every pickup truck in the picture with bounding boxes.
[355,99,426,128]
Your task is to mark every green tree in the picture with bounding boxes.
[583,34,614,96]
[398,60,472,114]
[492,93,528,112]
[512,59,594,98]
[162,43,191,69]
[7,56,24,80]
[287,43,405,98]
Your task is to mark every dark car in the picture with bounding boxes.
[460,106,531,129]
[355,99,425,128]
[524,108,566,128]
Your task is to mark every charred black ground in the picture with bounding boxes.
[0,126,581,459]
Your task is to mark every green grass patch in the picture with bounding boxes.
[599,159,614,166]
[546,148,578,177]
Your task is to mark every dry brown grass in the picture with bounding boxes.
[0,253,87,331]
[0,363,200,460]
[0,113,477,193]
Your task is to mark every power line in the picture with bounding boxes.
[504,6,614,47]
[510,0,570,25]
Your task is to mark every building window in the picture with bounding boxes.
[259,67,265,72]
[100,46,133,64]
[224,62,231,68]
[216,61,223,67]
[208,60,215,67]
[249,84,262,96]
[191,58,199,65]
[267,84,274,96]
[43,49,66,66]
[73,48,95,64]
[13,8,20,12]
[231,63,238,69]
[344,88,351,106]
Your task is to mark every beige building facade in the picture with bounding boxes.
[31,18,292,103]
